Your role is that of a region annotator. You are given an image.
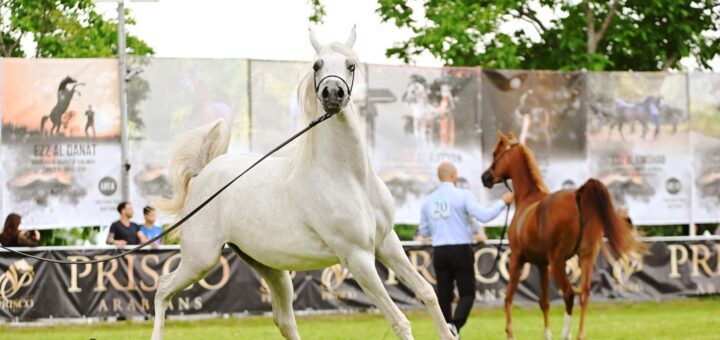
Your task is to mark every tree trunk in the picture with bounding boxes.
[585,0,620,54]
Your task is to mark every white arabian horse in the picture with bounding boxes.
[151,27,454,340]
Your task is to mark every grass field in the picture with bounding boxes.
[2,298,717,339]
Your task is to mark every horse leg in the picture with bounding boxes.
[505,252,523,340]
[230,245,300,340]
[577,252,597,340]
[376,232,454,340]
[551,259,575,340]
[344,250,413,340]
[640,121,647,139]
[152,246,222,340]
[539,264,551,340]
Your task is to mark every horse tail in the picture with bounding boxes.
[575,179,647,259]
[156,119,230,217]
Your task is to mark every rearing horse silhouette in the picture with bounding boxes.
[41,76,83,137]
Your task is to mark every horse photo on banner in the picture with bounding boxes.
[127,57,250,211]
[481,70,588,224]
[1,58,122,228]
[689,73,720,224]
[587,72,691,225]
[368,65,483,224]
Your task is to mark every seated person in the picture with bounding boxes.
[1,213,40,247]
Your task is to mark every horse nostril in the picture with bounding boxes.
[337,88,344,98]
[322,87,329,99]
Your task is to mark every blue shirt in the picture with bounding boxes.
[140,224,163,245]
[419,182,506,247]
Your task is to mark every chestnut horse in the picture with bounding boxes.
[481,131,645,340]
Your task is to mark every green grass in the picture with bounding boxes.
[2,298,718,339]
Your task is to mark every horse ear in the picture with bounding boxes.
[308,28,322,54]
[496,130,508,143]
[346,25,357,48]
[507,132,516,141]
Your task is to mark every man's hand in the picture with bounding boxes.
[414,234,431,244]
[502,192,514,205]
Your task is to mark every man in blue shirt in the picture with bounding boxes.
[416,162,513,338]
[140,206,162,248]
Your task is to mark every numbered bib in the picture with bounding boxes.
[431,199,451,220]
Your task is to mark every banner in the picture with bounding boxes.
[689,73,720,224]
[248,60,307,153]
[368,65,484,224]
[126,58,250,210]
[1,59,122,228]
[481,70,588,224]
[0,238,717,320]
[587,73,691,225]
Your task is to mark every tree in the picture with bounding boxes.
[0,0,153,58]
[311,0,720,71]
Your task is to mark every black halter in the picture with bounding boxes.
[313,64,356,99]
[482,141,518,276]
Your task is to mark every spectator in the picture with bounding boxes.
[107,202,150,246]
[140,206,163,247]
[1,213,40,247]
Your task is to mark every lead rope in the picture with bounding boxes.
[0,110,338,265]
[481,180,513,276]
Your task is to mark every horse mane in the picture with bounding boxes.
[288,42,361,175]
[519,145,550,194]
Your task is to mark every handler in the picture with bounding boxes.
[415,162,512,338]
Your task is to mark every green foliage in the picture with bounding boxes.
[308,0,326,24]
[374,0,720,71]
[394,224,509,240]
[393,224,417,241]
[636,224,687,237]
[0,0,153,58]
[38,226,101,246]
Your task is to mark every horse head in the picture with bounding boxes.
[59,76,78,90]
[305,26,359,115]
[482,130,522,188]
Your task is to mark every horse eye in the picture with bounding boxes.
[347,64,356,72]
[313,60,324,72]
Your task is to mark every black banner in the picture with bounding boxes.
[0,239,718,320]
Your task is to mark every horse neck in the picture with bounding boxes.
[508,152,547,208]
[59,80,71,91]
[291,105,370,180]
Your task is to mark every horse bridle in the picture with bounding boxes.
[312,59,356,103]
[482,141,518,276]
